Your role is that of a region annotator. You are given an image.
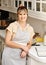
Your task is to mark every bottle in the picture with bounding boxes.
[44,32,46,45]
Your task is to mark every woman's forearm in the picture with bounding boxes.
[27,39,33,49]
[5,40,24,49]
[27,43,32,49]
[5,40,30,53]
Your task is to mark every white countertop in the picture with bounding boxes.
[28,46,46,64]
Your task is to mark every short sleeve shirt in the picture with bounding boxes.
[6,21,35,43]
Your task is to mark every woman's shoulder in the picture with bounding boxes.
[27,23,34,30]
[27,23,35,38]
[6,21,18,34]
[9,21,18,27]
[10,21,18,25]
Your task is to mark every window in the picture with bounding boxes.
[15,0,18,7]
[42,3,46,12]
[36,3,40,11]
[36,0,46,12]
[19,1,21,6]
[28,2,32,10]
[24,1,27,8]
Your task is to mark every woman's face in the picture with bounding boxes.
[18,10,28,22]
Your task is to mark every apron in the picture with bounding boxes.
[2,24,30,65]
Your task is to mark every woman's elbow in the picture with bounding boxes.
[5,39,9,45]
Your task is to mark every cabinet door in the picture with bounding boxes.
[28,0,46,21]
[11,0,15,7]
[1,0,11,7]
[35,0,46,20]
[1,0,8,6]
[42,3,46,12]
[36,0,46,12]
[28,1,32,10]
[15,0,18,7]
[7,0,11,7]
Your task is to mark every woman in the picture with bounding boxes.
[2,5,35,65]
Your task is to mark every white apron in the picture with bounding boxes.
[2,24,31,65]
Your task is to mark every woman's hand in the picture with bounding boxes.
[20,51,27,58]
[22,46,29,53]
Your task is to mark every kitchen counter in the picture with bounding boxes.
[28,46,46,63]
[27,46,46,65]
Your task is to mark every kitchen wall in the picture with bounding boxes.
[27,16,46,37]
[9,12,46,37]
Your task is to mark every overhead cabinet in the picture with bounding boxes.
[17,0,46,21]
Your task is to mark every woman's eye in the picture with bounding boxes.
[19,13,26,15]
[19,14,22,15]
[24,14,25,15]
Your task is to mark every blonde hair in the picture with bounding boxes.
[17,5,28,15]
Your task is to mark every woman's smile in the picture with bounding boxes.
[18,10,27,22]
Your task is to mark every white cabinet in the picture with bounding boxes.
[36,0,46,12]
[14,0,46,21]
[0,0,17,13]
[27,46,46,65]
[27,56,46,65]
[1,0,11,7]
[14,0,22,7]
[34,0,46,21]
[27,0,46,21]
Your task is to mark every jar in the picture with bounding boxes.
[1,20,6,26]
[44,32,46,45]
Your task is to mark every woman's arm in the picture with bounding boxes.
[5,30,29,52]
[5,30,24,49]
[27,40,32,49]
[20,39,33,58]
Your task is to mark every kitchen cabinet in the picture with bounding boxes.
[1,0,11,7]
[27,46,46,65]
[0,0,17,13]
[36,0,46,12]
[1,0,19,8]
[27,0,46,21]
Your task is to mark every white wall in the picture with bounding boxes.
[27,16,46,37]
